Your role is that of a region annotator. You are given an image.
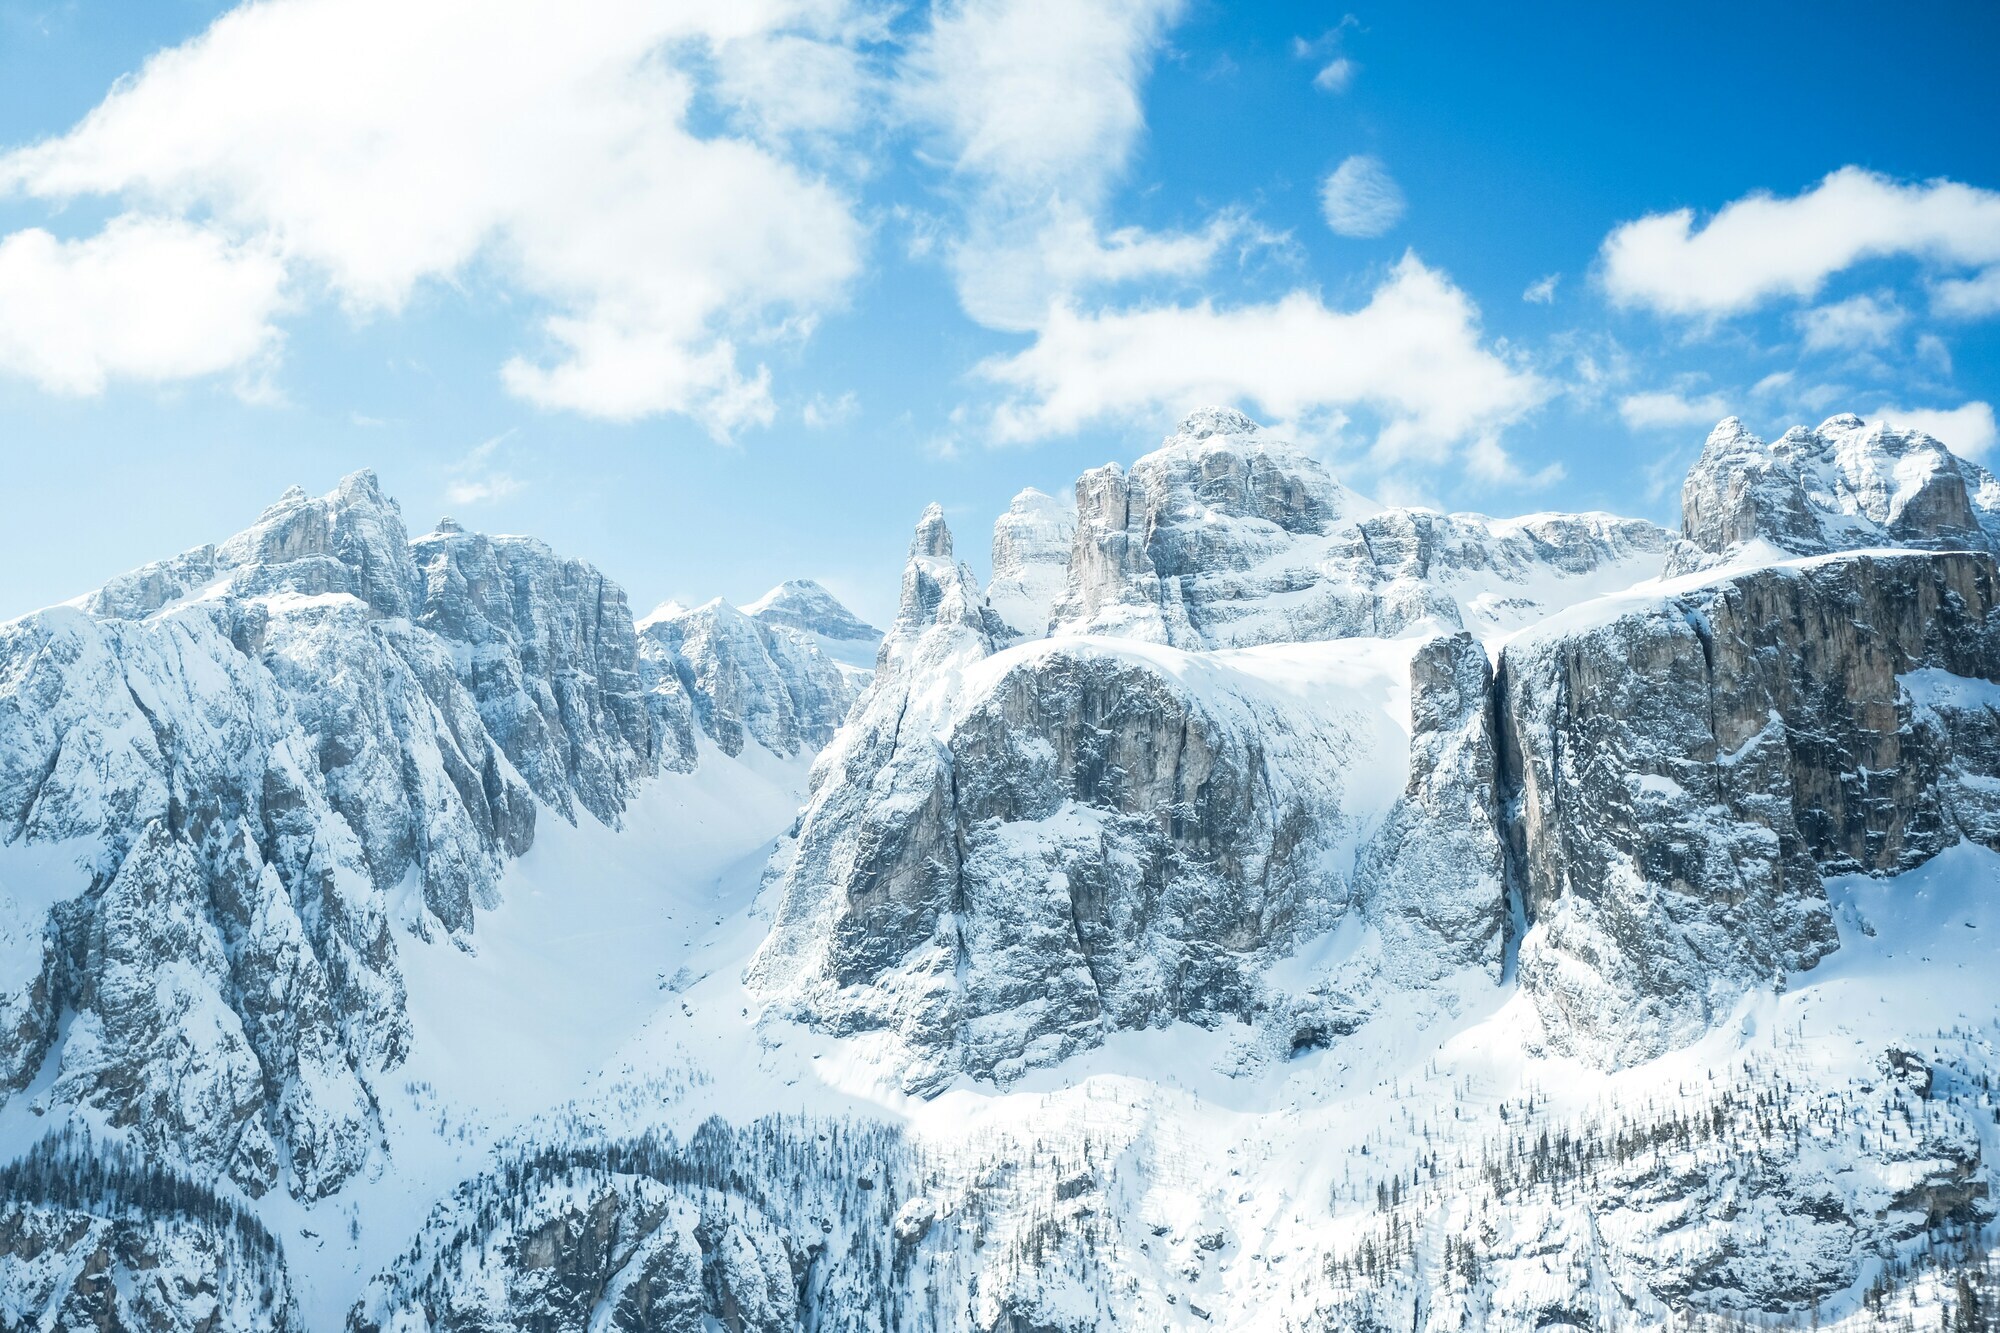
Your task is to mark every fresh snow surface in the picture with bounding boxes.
[263,742,814,1329]
[346,786,2000,1331]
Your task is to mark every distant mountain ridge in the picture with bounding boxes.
[0,410,1996,1330]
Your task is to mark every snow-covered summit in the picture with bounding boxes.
[1675,412,2000,572]
[1050,409,1667,646]
[985,487,1076,641]
[7,417,2000,1331]
[740,577,881,645]
[85,467,416,621]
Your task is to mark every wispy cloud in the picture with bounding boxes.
[443,431,523,507]
[1320,155,1405,239]
[1618,388,1733,431]
[802,390,860,428]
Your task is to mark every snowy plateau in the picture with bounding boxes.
[0,406,1997,1331]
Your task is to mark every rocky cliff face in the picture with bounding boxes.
[748,455,1550,1090]
[985,487,1076,641]
[1051,408,1668,646]
[410,520,656,827]
[0,472,869,1203]
[637,597,864,760]
[1498,550,2000,1065]
[1674,413,2000,572]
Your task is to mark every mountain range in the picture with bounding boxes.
[0,407,1994,1330]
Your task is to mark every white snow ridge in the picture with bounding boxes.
[1,408,1998,1331]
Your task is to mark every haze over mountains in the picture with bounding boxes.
[0,408,1996,1330]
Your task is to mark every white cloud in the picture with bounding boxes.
[1320,155,1405,239]
[948,200,1268,332]
[0,215,285,394]
[0,0,868,433]
[901,0,1181,207]
[1600,167,2000,317]
[1522,273,1559,304]
[1618,389,1733,431]
[442,432,523,505]
[1933,266,2000,320]
[1312,58,1356,93]
[802,389,860,428]
[899,0,1234,329]
[1795,291,1907,353]
[444,474,524,505]
[978,253,1546,466]
[1869,402,1998,459]
[1466,436,1564,489]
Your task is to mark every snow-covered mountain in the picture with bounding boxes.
[1,410,1997,1331]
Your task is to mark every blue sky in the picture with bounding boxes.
[1,0,1996,626]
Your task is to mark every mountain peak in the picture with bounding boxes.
[1173,405,1262,440]
[741,578,880,644]
[910,503,953,560]
[1678,408,2000,570]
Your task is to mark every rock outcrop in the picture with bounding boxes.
[350,1176,799,1333]
[749,487,1529,1089]
[411,520,656,826]
[1674,413,2000,572]
[1051,409,1668,646]
[0,472,861,1200]
[637,598,863,760]
[985,487,1076,641]
[1500,550,2000,1065]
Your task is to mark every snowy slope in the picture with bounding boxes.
[2,410,1999,1331]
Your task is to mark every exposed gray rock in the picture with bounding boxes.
[1674,413,2000,572]
[412,520,656,826]
[348,1174,799,1333]
[0,606,392,1198]
[1353,631,1509,988]
[985,487,1076,641]
[1051,409,1667,647]
[1498,550,2000,1065]
[637,598,863,760]
[0,1198,300,1332]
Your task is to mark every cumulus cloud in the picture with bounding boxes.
[1795,292,1907,353]
[1522,273,1560,304]
[978,253,1546,466]
[0,0,868,433]
[1933,267,2000,320]
[0,215,285,395]
[1870,402,1998,459]
[1618,389,1733,431]
[1320,155,1406,239]
[1600,167,2000,317]
[898,0,1248,329]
